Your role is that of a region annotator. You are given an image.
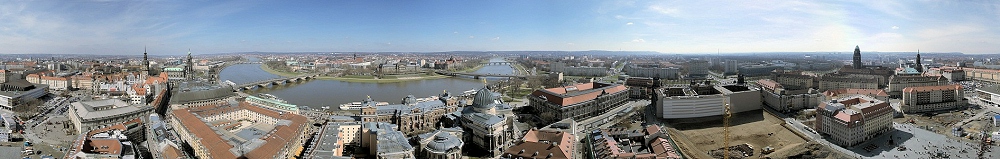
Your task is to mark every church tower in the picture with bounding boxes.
[142,47,150,76]
[852,45,862,69]
[915,50,923,73]
[185,49,194,79]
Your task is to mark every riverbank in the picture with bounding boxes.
[260,64,303,77]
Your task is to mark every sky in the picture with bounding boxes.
[1,0,999,55]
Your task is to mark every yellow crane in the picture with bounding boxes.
[723,98,732,159]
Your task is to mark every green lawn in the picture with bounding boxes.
[260,64,303,77]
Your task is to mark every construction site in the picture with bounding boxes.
[663,109,847,159]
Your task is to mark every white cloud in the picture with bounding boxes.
[453,31,458,34]
[492,37,500,40]
[892,26,899,30]
[626,22,633,25]
[567,43,575,45]
[469,36,475,39]
[632,38,645,43]
[647,5,679,17]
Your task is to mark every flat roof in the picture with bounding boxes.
[978,85,1000,95]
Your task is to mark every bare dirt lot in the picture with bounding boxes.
[663,110,844,159]
[894,108,993,142]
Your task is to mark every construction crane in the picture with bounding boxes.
[979,116,993,159]
[723,98,732,159]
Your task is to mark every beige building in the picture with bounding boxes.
[360,92,459,135]
[823,88,890,103]
[815,95,893,147]
[887,75,944,98]
[170,101,311,159]
[69,99,154,134]
[772,73,816,89]
[529,82,629,125]
[26,74,71,90]
[819,76,879,91]
[757,79,823,113]
[962,67,1000,83]
[902,84,964,113]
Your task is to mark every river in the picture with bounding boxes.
[218,57,515,108]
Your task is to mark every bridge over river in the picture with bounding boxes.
[226,73,320,91]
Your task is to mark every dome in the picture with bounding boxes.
[439,91,452,100]
[402,95,417,105]
[472,87,495,108]
[425,133,463,153]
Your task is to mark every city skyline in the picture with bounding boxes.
[1,0,999,55]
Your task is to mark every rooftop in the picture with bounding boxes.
[978,85,1000,95]
[504,129,575,159]
[72,99,150,120]
[531,82,627,106]
[819,95,891,123]
[171,101,309,159]
[902,84,962,93]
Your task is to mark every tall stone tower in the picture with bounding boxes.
[853,45,862,69]
[915,50,922,73]
[185,49,194,79]
[143,47,150,76]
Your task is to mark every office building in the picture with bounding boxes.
[529,82,628,125]
[623,64,679,79]
[815,95,893,147]
[68,99,155,134]
[887,75,944,98]
[654,84,761,119]
[169,100,310,159]
[901,84,964,113]
[757,79,823,113]
[976,85,1000,108]
[819,76,879,91]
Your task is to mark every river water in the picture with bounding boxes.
[218,57,515,108]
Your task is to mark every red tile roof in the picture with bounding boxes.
[504,129,574,159]
[531,82,627,106]
[172,101,308,159]
[756,79,782,90]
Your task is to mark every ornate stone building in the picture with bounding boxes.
[461,87,521,157]
[360,92,460,135]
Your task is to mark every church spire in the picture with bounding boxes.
[142,46,150,75]
[915,49,923,73]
